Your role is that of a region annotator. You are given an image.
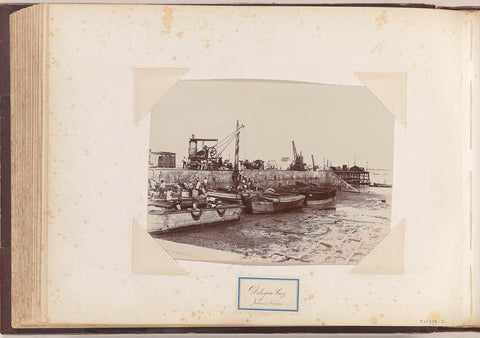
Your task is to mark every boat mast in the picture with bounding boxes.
[232,119,240,187]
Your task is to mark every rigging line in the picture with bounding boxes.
[215,125,244,156]
[215,134,236,154]
[213,135,235,153]
[218,132,236,147]
[216,141,231,156]
[222,124,244,143]
[215,132,235,147]
[215,133,238,157]
[213,125,243,148]
[219,129,241,155]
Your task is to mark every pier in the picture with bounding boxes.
[330,165,370,186]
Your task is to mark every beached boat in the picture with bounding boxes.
[206,187,244,202]
[244,191,305,214]
[206,188,257,204]
[148,203,244,233]
[148,197,207,209]
[303,188,336,206]
[277,182,337,207]
[369,182,392,188]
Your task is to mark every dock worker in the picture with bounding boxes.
[247,178,253,190]
[148,179,155,198]
[166,188,173,201]
[187,182,194,197]
[159,179,166,197]
[203,177,208,189]
[191,187,199,209]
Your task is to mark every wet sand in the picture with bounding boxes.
[150,186,392,264]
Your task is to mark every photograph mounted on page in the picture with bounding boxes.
[146,79,394,265]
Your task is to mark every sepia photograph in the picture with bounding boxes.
[147,79,394,265]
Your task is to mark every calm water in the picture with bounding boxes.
[150,171,393,265]
[369,168,393,185]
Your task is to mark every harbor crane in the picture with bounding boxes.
[311,154,318,170]
[288,141,307,171]
[187,122,244,170]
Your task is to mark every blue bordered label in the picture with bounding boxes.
[237,277,299,312]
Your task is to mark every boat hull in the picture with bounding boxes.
[304,189,337,207]
[306,196,335,206]
[207,190,258,205]
[148,205,243,233]
[206,190,243,202]
[369,183,392,188]
[276,184,337,207]
[248,194,305,214]
[148,198,206,209]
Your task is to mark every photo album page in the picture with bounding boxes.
[15,4,478,327]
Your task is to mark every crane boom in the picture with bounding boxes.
[292,141,297,162]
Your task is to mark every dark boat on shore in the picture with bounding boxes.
[302,188,336,206]
[370,182,392,188]
[278,182,337,207]
[243,190,305,214]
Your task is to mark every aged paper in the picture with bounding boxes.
[44,5,472,326]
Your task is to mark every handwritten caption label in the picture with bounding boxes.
[238,277,299,312]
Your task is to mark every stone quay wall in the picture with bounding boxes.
[149,168,341,189]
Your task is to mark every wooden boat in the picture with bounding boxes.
[148,197,207,209]
[369,182,392,188]
[277,182,337,207]
[303,188,336,206]
[206,187,243,202]
[244,191,305,214]
[206,188,257,204]
[148,203,244,233]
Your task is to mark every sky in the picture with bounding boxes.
[150,80,394,170]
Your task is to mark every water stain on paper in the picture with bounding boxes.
[370,40,386,54]
[375,10,388,30]
[427,312,441,321]
[162,7,174,34]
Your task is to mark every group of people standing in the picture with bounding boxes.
[237,174,259,192]
[149,171,263,198]
[148,176,210,201]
